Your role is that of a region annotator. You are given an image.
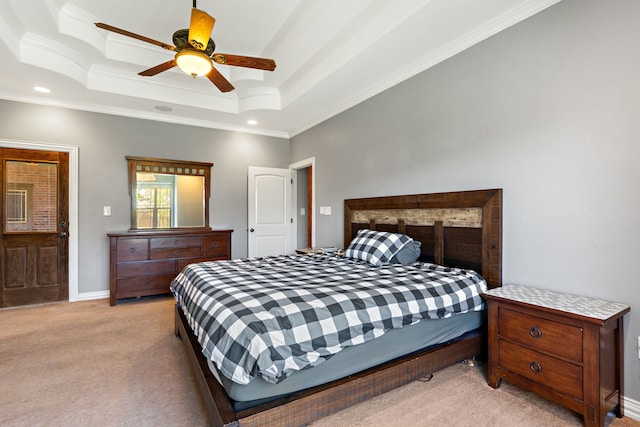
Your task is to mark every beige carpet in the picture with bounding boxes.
[1,296,638,427]
[0,296,208,427]
[310,361,634,427]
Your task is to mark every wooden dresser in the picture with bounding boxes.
[483,285,629,427]
[108,229,232,305]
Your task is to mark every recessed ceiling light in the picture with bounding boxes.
[247,120,258,126]
[34,86,50,93]
[154,105,173,112]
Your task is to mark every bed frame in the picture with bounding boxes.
[175,188,502,426]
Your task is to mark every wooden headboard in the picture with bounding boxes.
[344,189,502,288]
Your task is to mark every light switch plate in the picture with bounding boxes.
[103,206,111,216]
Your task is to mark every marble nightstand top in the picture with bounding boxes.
[482,284,629,321]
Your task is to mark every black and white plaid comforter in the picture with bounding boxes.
[170,254,487,385]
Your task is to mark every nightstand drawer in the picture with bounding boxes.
[499,340,583,399]
[498,308,583,361]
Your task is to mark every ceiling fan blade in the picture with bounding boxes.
[212,54,276,71]
[95,23,176,51]
[138,60,177,76]
[188,8,215,51]
[206,66,234,92]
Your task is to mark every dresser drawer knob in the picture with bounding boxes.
[529,361,542,374]
[129,248,136,253]
[529,326,542,338]
[144,281,151,287]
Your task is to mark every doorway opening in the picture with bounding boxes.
[290,157,315,250]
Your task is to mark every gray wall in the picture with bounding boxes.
[0,100,290,294]
[291,0,640,403]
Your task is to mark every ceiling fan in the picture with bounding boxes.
[95,0,276,93]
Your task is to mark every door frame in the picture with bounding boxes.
[0,139,79,301]
[289,157,315,249]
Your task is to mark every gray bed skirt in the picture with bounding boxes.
[208,311,483,409]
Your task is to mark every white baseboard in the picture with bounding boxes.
[75,290,109,301]
[625,396,640,421]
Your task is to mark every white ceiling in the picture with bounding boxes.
[0,0,561,139]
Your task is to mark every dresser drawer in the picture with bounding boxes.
[150,236,201,249]
[116,238,149,261]
[203,235,230,258]
[115,274,175,294]
[150,246,202,260]
[116,260,176,279]
[499,340,583,399]
[498,308,583,361]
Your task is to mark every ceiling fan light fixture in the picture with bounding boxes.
[176,50,212,77]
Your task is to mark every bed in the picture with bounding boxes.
[172,189,502,427]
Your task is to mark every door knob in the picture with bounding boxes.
[249,228,255,232]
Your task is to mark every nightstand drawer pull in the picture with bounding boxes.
[529,326,542,338]
[529,361,542,374]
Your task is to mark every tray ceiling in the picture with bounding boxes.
[0,0,561,138]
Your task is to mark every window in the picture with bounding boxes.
[6,189,28,224]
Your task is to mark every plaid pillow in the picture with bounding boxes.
[344,229,413,266]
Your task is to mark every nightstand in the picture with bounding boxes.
[295,248,325,255]
[295,247,340,255]
[482,285,630,427]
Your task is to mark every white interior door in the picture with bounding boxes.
[248,166,292,257]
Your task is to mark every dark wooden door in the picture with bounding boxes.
[0,148,69,307]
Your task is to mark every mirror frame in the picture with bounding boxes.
[126,156,213,232]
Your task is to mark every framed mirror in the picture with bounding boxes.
[126,156,212,231]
